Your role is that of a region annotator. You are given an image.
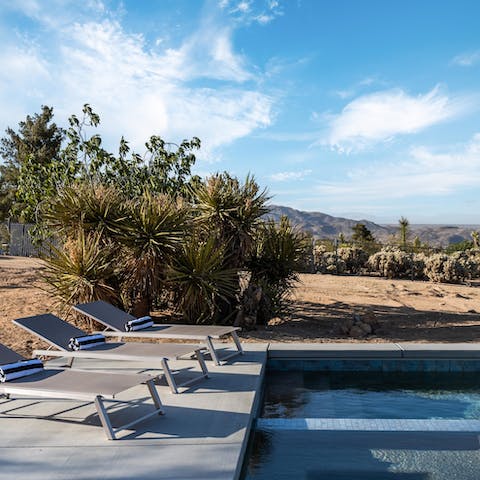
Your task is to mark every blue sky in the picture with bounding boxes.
[1,0,480,224]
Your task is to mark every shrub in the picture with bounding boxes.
[337,246,368,274]
[167,236,238,324]
[424,251,478,283]
[315,251,346,274]
[368,247,425,279]
[248,216,309,323]
[41,230,119,327]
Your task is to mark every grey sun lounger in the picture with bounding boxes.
[13,314,209,394]
[74,300,244,365]
[0,343,163,440]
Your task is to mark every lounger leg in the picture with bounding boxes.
[66,357,75,368]
[205,335,221,366]
[94,396,115,440]
[146,379,164,414]
[195,349,209,378]
[161,358,179,394]
[231,331,244,355]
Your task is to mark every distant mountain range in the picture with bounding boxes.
[266,205,479,246]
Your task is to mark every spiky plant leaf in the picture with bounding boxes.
[248,216,310,320]
[41,229,118,317]
[190,173,270,268]
[109,191,191,311]
[41,182,125,240]
[167,236,238,323]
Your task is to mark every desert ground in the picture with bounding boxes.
[1,256,480,357]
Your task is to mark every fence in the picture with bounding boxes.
[2,222,39,257]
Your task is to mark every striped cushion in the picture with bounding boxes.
[0,359,44,382]
[68,334,106,351]
[124,316,154,332]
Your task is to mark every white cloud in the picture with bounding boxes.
[322,86,469,153]
[452,50,480,67]
[269,169,312,181]
[315,134,480,202]
[0,6,275,162]
[222,0,283,25]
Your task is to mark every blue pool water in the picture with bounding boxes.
[263,370,480,420]
[241,362,480,479]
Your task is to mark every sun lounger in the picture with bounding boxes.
[0,343,163,440]
[13,314,209,394]
[74,300,244,366]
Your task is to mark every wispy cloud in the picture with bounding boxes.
[0,2,276,161]
[451,50,480,67]
[321,85,470,153]
[269,169,312,181]
[315,133,480,202]
[219,0,283,25]
[332,76,386,100]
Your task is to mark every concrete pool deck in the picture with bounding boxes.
[0,344,268,480]
[2,341,480,479]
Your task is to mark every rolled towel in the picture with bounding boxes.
[0,359,44,382]
[124,316,154,332]
[68,333,106,351]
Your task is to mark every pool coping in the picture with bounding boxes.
[267,342,480,359]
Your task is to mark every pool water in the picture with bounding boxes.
[263,370,480,420]
[241,367,480,480]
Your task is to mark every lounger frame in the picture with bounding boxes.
[74,301,244,365]
[1,375,163,440]
[0,345,164,440]
[13,314,209,394]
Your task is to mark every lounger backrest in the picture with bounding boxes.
[74,300,135,332]
[13,314,86,351]
[0,343,24,364]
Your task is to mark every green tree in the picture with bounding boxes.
[398,216,410,247]
[63,104,201,199]
[351,223,374,244]
[0,105,65,221]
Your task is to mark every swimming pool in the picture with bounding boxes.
[241,359,480,479]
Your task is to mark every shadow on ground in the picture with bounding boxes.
[242,300,480,343]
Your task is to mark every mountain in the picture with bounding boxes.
[265,205,479,246]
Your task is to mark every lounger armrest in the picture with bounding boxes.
[34,349,75,358]
[93,331,128,337]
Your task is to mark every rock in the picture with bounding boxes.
[339,310,377,338]
[339,318,354,334]
[358,322,372,334]
[349,326,366,338]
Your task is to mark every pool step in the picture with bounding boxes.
[257,417,480,432]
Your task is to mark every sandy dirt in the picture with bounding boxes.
[1,256,480,357]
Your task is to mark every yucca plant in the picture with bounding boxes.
[191,173,270,268]
[110,190,191,315]
[41,229,119,327]
[41,182,125,240]
[167,236,238,323]
[247,216,310,323]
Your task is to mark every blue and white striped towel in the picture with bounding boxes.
[0,359,44,382]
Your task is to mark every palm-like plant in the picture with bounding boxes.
[167,236,238,323]
[41,182,125,240]
[191,173,270,268]
[247,216,310,323]
[42,229,118,324]
[110,190,190,314]
[398,216,410,248]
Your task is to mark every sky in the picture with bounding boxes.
[0,0,480,224]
